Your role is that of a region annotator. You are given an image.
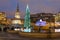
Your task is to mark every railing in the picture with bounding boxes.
[19,32,60,38]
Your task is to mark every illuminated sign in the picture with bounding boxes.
[55,29,60,32]
[35,19,46,26]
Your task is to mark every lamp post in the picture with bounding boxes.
[53,15,56,28]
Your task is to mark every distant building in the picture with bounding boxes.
[12,3,23,25]
[55,12,60,22]
[0,12,7,25]
[30,13,56,30]
[6,18,12,25]
[0,12,6,21]
[30,13,55,23]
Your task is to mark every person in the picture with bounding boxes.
[20,28,24,32]
[47,27,51,39]
[0,28,1,31]
[11,27,14,30]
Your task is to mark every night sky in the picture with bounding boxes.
[0,0,60,18]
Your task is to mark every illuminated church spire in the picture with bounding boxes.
[15,3,20,18]
[16,3,19,12]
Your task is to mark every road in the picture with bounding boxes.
[0,32,60,40]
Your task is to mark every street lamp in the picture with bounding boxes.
[53,15,56,28]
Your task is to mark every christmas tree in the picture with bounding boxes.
[24,4,30,28]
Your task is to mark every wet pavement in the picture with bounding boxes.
[0,32,60,40]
